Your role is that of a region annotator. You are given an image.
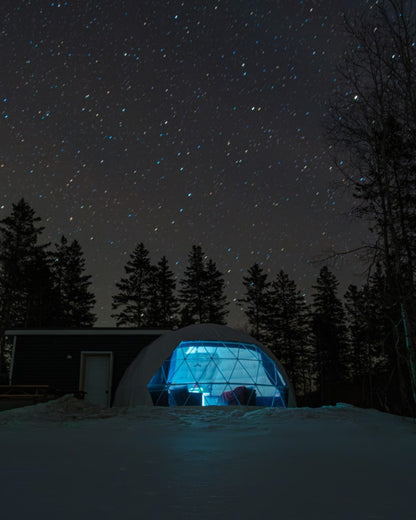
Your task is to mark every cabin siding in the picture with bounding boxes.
[9,331,163,402]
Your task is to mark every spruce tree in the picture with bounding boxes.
[365,263,405,412]
[344,266,406,410]
[344,284,373,406]
[344,285,368,377]
[50,236,96,327]
[179,246,229,325]
[311,266,348,405]
[240,263,270,341]
[0,199,54,371]
[112,242,155,327]
[147,255,179,328]
[205,259,229,325]
[179,245,208,324]
[267,270,313,397]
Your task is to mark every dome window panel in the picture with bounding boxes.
[148,340,288,407]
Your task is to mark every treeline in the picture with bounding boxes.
[241,262,412,416]
[111,243,228,329]
[0,198,412,415]
[0,199,96,373]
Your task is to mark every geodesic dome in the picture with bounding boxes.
[114,324,296,408]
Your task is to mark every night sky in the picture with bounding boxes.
[0,0,371,327]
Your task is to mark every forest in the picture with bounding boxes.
[0,197,414,417]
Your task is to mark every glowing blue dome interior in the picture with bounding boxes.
[148,340,288,407]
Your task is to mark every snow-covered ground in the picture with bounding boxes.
[1,397,415,520]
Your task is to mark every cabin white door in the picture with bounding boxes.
[80,352,113,407]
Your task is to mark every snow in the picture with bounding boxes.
[1,396,415,519]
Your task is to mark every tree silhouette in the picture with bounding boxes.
[0,199,53,371]
[267,270,313,397]
[112,242,154,327]
[179,245,207,325]
[240,263,270,341]
[205,259,229,325]
[147,255,179,328]
[328,0,416,413]
[311,266,348,405]
[51,236,96,327]
[179,245,229,325]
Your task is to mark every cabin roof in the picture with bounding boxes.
[5,328,170,337]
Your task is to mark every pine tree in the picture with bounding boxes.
[25,249,57,327]
[267,270,313,397]
[179,246,229,325]
[311,266,348,405]
[344,284,375,406]
[343,265,411,411]
[344,285,368,377]
[240,263,270,341]
[147,255,179,328]
[112,242,155,327]
[0,199,54,371]
[179,245,208,324]
[205,259,229,325]
[50,236,96,327]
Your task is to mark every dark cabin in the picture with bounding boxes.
[5,328,167,407]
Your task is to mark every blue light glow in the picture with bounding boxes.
[148,341,288,407]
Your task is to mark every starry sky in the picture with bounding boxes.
[0,0,372,327]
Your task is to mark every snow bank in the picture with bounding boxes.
[0,394,413,431]
[0,394,121,424]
